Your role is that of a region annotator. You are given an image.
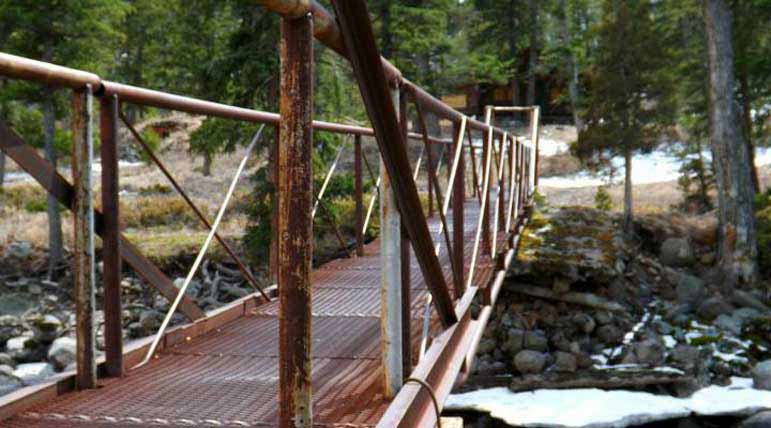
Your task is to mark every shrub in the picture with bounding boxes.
[138,127,161,164]
[120,196,204,228]
[0,184,51,213]
[594,186,612,211]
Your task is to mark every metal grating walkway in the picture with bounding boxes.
[4,200,502,428]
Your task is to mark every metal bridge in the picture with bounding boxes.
[0,1,541,427]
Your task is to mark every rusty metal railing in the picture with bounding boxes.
[0,0,540,425]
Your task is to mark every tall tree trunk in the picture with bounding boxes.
[43,95,63,279]
[737,63,759,193]
[509,0,520,106]
[526,0,538,107]
[703,0,758,286]
[202,151,213,177]
[623,148,633,236]
[557,0,583,131]
[0,151,5,191]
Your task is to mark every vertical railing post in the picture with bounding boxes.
[270,126,279,287]
[71,86,96,390]
[380,84,404,399]
[497,133,506,232]
[531,106,540,189]
[452,120,465,296]
[398,87,411,380]
[482,108,493,255]
[354,134,364,256]
[427,142,435,218]
[100,94,123,378]
[278,11,314,428]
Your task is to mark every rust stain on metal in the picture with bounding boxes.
[278,12,314,428]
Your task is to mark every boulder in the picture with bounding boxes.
[634,339,665,366]
[714,314,743,335]
[572,313,596,334]
[524,331,548,352]
[732,290,770,312]
[30,314,62,343]
[675,274,707,307]
[139,310,163,334]
[753,360,771,390]
[12,362,54,385]
[0,315,24,346]
[741,411,771,428]
[670,345,700,371]
[6,335,44,362]
[552,352,577,373]
[514,350,547,374]
[659,238,695,267]
[47,337,76,371]
[0,293,35,317]
[697,296,734,321]
[502,329,525,354]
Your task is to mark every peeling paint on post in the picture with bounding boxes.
[278,11,313,428]
[399,87,411,381]
[71,86,96,390]
[100,94,123,378]
[380,85,403,399]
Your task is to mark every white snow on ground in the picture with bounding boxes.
[445,377,771,428]
[539,145,771,189]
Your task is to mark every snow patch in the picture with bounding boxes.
[539,145,771,189]
[446,377,771,428]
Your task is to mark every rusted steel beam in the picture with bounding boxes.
[467,130,480,201]
[0,120,206,321]
[452,120,465,297]
[270,127,279,287]
[71,88,97,390]
[331,0,457,327]
[399,88,411,381]
[531,107,541,188]
[99,94,123,378]
[354,134,364,256]
[497,134,506,232]
[278,12,314,428]
[120,112,270,301]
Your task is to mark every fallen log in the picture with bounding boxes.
[510,283,626,312]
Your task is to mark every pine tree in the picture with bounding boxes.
[574,0,675,235]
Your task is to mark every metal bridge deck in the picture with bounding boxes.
[4,200,501,428]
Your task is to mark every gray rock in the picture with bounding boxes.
[47,337,76,371]
[524,331,548,352]
[733,307,762,323]
[222,285,250,299]
[634,339,665,366]
[477,338,496,355]
[670,345,700,371]
[573,313,596,334]
[714,314,743,335]
[594,311,613,325]
[676,274,707,306]
[6,335,43,362]
[30,314,62,343]
[514,350,547,374]
[0,365,13,376]
[653,320,673,335]
[502,329,525,354]
[596,325,623,345]
[0,373,22,395]
[575,352,594,369]
[0,353,14,367]
[0,293,35,317]
[741,411,771,428]
[697,296,734,321]
[552,352,577,373]
[732,290,770,312]
[660,238,695,267]
[753,360,771,390]
[0,315,24,345]
[5,241,32,259]
[139,310,163,334]
[13,362,54,385]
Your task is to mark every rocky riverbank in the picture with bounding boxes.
[465,204,771,427]
[0,241,258,396]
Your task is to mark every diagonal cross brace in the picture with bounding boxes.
[330,0,457,327]
[0,120,206,321]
